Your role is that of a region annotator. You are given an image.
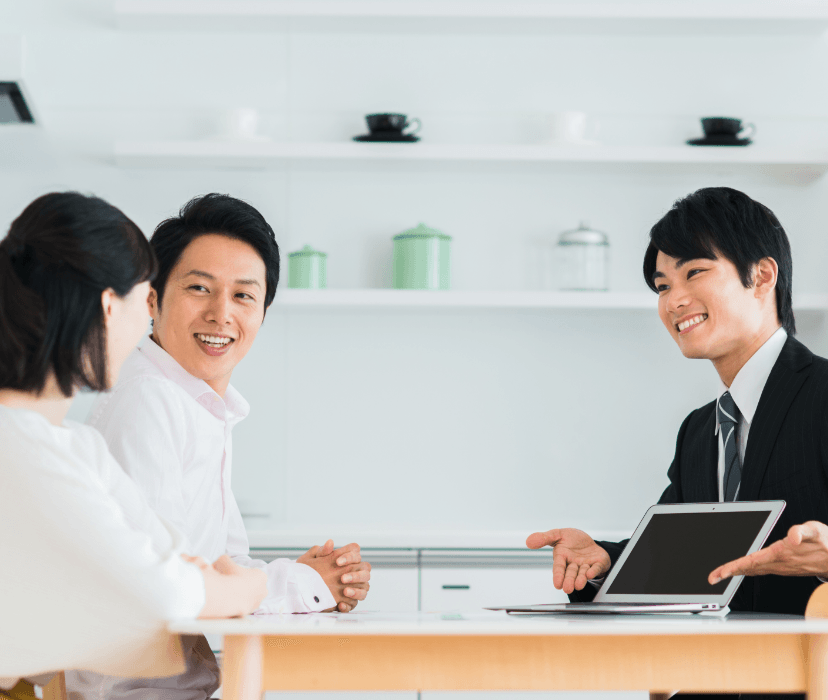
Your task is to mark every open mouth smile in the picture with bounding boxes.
[675,314,708,335]
[195,333,235,350]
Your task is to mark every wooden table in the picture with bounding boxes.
[169,594,828,700]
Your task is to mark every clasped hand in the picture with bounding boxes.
[526,528,611,594]
[297,539,371,612]
[709,520,828,584]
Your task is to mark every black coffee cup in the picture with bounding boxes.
[701,117,755,139]
[366,113,421,135]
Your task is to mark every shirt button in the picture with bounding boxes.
[314,596,319,603]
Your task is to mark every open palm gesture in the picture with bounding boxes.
[527,528,611,594]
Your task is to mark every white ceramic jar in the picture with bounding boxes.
[556,221,609,291]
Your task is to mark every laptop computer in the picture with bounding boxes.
[488,500,786,614]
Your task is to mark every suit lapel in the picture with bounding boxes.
[697,407,718,502]
[739,336,812,501]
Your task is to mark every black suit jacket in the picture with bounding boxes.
[572,336,828,615]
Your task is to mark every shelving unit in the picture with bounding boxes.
[114,1,828,35]
[113,141,828,179]
[272,289,828,312]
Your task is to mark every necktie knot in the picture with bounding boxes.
[718,391,739,426]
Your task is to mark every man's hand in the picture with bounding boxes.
[709,521,828,585]
[187,553,268,619]
[297,540,371,612]
[526,528,611,594]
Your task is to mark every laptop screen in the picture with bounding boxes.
[604,510,771,596]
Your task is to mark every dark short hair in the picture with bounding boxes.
[643,187,795,335]
[150,193,280,312]
[0,192,156,397]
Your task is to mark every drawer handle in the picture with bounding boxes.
[442,585,470,590]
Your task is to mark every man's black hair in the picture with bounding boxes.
[0,191,156,397]
[151,193,280,312]
[642,186,795,335]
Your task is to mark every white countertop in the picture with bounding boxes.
[170,610,828,637]
[246,529,631,550]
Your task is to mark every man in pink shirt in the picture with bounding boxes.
[68,193,370,700]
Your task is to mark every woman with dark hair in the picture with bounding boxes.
[0,192,266,692]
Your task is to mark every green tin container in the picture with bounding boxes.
[288,245,327,289]
[392,223,452,290]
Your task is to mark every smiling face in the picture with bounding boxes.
[149,233,267,396]
[653,250,781,385]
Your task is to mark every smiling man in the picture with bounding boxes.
[68,194,370,700]
[527,187,828,630]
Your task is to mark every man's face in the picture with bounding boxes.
[149,233,267,395]
[654,250,768,362]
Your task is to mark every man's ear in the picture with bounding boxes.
[148,287,159,319]
[753,257,779,298]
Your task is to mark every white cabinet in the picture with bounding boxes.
[355,563,419,612]
[419,550,563,612]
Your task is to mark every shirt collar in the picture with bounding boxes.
[139,336,250,425]
[714,327,787,434]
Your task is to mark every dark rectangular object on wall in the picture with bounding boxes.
[0,82,34,123]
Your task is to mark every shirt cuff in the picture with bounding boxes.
[588,577,605,589]
[254,561,336,614]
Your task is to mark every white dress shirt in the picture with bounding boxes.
[0,405,204,686]
[714,327,788,501]
[66,339,335,700]
[86,338,334,613]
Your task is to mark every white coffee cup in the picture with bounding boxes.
[224,108,261,140]
[546,111,596,145]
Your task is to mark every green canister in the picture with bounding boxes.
[288,245,327,289]
[392,223,451,290]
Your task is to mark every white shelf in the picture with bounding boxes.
[114,1,828,35]
[114,141,828,177]
[272,289,828,311]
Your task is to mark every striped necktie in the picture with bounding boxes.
[718,391,742,502]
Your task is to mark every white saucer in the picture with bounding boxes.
[204,133,273,142]
[541,138,600,147]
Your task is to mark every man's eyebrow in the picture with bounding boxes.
[182,270,261,287]
[651,257,701,283]
[183,269,215,280]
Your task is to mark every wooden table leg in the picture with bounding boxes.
[223,635,263,700]
[809,634,828,700]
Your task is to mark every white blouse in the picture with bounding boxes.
[0,405,205,685]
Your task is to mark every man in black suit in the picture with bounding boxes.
[527,187,828,618]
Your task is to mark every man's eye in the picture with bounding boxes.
[687,268,706,279]
[236,292,254,300]
[188,285,207,292]
[656,284,668,293]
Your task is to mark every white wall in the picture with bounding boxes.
[4,1,828,539]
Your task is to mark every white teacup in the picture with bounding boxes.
[223,108,263,140]
[546,111,597,145]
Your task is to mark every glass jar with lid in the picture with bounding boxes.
[288,245,327,289]
[556,221,609,291]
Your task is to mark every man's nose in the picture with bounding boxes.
[664,284,691,314]
[206,293,233,325]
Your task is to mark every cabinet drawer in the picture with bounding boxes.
[354,565,419,612]
[420,566,567,612]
